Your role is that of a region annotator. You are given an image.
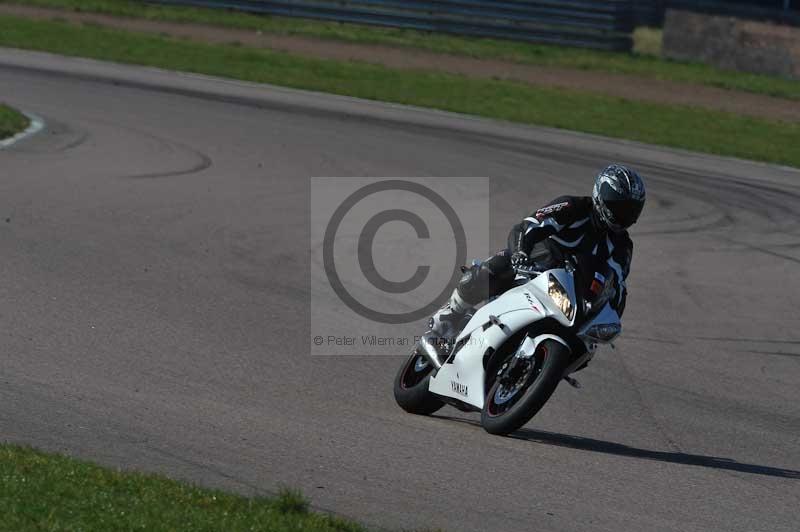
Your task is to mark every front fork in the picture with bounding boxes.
[503,333,589,388]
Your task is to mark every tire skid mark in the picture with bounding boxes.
[624,334,682,345]
[84,117,214,179]
[471,134,734,236]
[720,236,800,266]
[10,117,91,154]
[744,350,800,359]
[694,336,800,345]
[116,126,213,179]
[124,147,212,179]
[55,129,91,153]
[637,376,800,427]
[646,166,800,233]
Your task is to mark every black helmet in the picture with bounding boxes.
[592,164,646,232]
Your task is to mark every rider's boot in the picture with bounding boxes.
[428,289,472,343]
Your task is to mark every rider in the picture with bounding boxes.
[430,164,646,340]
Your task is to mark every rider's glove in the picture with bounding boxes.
[511,251,531,269]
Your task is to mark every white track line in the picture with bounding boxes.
[0,112,44,149]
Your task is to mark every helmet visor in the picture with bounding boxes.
[606,199,643,229]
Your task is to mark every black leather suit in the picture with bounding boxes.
[454,196,633,317]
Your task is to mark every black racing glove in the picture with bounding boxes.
[511,251,531,269]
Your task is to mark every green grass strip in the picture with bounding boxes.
[1,14,799,167]
[5,0,800,100]
[0,103,29,139]
[0,444,365,531]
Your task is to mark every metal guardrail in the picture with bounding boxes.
[633,0,664,25]
[633,0,799,26]
[149,0,635,51]
[667,0,799,25]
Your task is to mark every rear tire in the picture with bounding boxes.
[481,340,570,435]
[393,348,444,415]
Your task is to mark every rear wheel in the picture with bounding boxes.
[481,339,570,435]
[393,348,444,415]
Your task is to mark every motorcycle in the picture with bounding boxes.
[393,255,622,435]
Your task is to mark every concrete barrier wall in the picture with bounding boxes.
[662,9,800,79]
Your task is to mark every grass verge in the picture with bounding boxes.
[1,15,799,168]
[4,0,800,100]
[0,103,29,139]
[0,444,364,531]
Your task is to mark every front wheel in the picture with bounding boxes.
[481,339,570,435]
[393,348,444,415]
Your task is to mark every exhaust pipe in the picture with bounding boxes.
[418,334,443,370]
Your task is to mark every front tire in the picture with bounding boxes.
[393,348,444,415]
[481,340,570,435]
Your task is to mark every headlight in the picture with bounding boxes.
[584,323,621,343]
[548,274,575,321]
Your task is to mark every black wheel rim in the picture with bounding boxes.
[486,345,548,417]
[400,350,432,389]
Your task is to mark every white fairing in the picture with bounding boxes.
[428,268,577,409]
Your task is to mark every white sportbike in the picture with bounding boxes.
[393,256,622,435]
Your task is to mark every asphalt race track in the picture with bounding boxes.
[1,49,798,532]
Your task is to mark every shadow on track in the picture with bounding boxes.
[434,415,800,479]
